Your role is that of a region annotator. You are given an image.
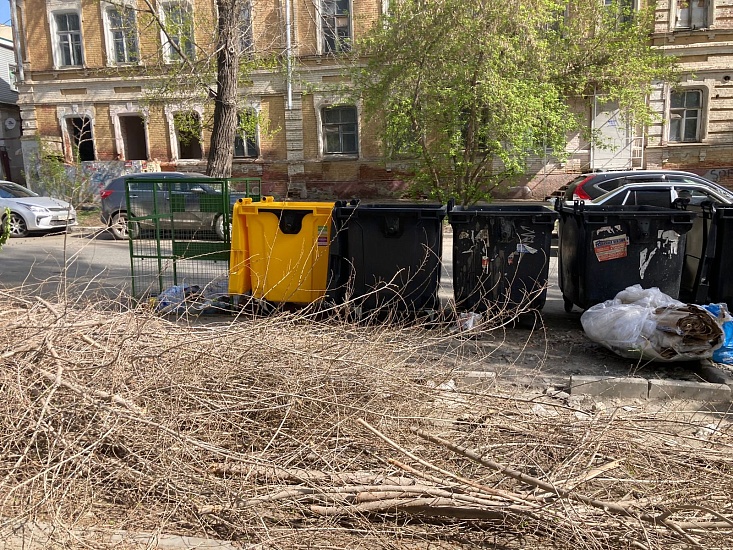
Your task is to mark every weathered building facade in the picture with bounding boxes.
[8,0,733,199]
[0,24,22,184]
[646,0,733,187]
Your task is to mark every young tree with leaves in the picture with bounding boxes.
[353,0,679,205]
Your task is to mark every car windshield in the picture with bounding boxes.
[0,182,39,199]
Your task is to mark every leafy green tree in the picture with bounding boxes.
[30,132,95,208]
[353,0,679,205]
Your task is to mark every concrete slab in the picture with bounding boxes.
[648,379,731,402]
[569,375,648,399]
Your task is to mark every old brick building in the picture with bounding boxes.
[8,0,733,199]
[645,0,733,188]
[9,0,390,197]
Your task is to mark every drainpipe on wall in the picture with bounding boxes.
[285,0,292,110]
[9,0,25,83]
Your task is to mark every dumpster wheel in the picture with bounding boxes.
[563,296,574,313]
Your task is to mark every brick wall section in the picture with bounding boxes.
[353,0,381,42]
[193,0,217,56]
[301,94,319,159]
[294,0,317,56]
[255,0,284,55]
[35,104,61,137]
[24,0,53,70]
[93,104,116,160]
[146,104,172,161]
[82,2,105,68]
[359,112,380,159]
[136,1,163,64]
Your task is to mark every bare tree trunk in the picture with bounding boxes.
[206,0,242,178]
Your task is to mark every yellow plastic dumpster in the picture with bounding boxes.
[229,197,335,305]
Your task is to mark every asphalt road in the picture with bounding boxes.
[0,228,133,298]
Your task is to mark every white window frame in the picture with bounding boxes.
[110,104,150,160]
[102,1,139,66]
[319,0,352,55]
[57,105,96,162]
[234,107,260,159]
[164,104,204,162]
[239,1,254,55]
[160,1,196,63]
[314,95,360,158]
[49,7,84,68]
[671,0,714,31]
[666,84,710,144]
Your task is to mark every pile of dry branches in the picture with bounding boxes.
[1,288,732,549]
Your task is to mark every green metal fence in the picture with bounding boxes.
[126,176,260,300]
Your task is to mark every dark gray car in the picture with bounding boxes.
[562,169,730,202]
[99,172,242,240]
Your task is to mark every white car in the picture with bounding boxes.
[0,181,78,238]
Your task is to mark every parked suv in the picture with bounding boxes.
[100,172,248,240]
[562,170,729,202]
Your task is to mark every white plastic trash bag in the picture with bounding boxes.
[581,285,724,362]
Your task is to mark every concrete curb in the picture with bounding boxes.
[449,371,733,402]
[570,374,732,402]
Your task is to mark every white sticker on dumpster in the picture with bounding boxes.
[317,225,329,246]
[516,243,537,254]
[593,234,628,262]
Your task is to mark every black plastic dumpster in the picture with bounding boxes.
[557,202,696,312]
[708,207,733,310]
[327,201,447,315]
[448,204,558,313]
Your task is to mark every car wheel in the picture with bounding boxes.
[109,212,133,240]
[8,212,29,238]
[214,214,228,240]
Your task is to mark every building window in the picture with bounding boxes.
[604,0,634,23]
[234,111,259,158]
[669,89,702,142]
[119,115,147,160]
[239,2,253,55]
[675,0,708,29]
[55,12,83,67]
[8,64,18,91]
[322,106,358,154]
[66,116,95,161]
[322,0,350,54]
[173,111,202,159]
[161,2,195,62]
[106,6,139,64]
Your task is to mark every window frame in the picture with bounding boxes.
[320,105,359,156]
[238,1,254,55]
[62,115,96,162]
[671,0,713,31]
[668,88,704,143]
[110,104,150,161]
[165,104,205,162]
[320,0,351,54]
[160,1,196,63]
[233,110,260,159]
[52,11,84,68]
[104,3,139,66]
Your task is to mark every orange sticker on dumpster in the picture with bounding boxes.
[593,234,628,262]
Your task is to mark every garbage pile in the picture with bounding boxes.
[581,284,733,363]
